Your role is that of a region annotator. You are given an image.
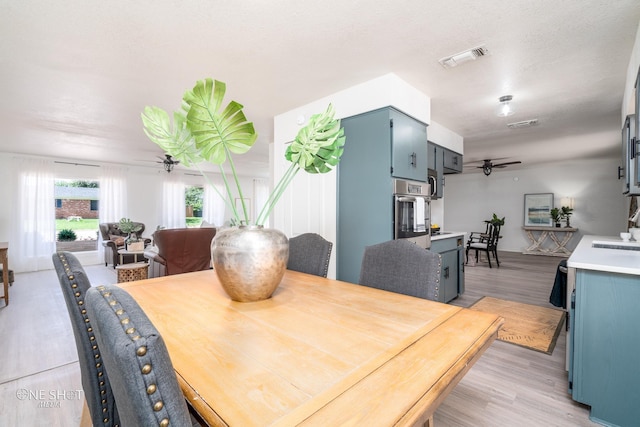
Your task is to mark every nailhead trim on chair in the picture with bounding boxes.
[94,285,171,427]
[55,252,114,426]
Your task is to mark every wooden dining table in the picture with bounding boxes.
[120,269,503,426]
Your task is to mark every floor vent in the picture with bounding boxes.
[438,45,489,68]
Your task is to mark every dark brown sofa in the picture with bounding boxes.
[144,227,217,278]
[98,222,151,268]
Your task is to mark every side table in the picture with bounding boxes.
[117,249,145,265]
[522,226,578,257]
[116,262,149,283]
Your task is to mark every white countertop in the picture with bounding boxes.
[431,231,466,241]
[567,235,640,275]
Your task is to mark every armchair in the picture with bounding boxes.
[144,227,217,278]
[99,222,151,268]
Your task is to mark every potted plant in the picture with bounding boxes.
[561,206,574,228]
[550,208,561,227]
[118,218,144,251]
[141,78,345,301]
[489,213,505,227]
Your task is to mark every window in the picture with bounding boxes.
[185,186,204,228]
[54,179,100,252]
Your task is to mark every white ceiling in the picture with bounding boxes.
[1,1,639,176]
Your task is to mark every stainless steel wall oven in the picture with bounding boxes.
[393,179,431,248]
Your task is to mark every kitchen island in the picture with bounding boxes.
[430,232,466,303]
[566,235,640,427]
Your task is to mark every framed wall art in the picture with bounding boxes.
[523,193,554,226]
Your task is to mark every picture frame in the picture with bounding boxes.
[523,193,554,226]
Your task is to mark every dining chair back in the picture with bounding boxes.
[85,285,192,427]
[287,233,333,277]
[52,252,119,426]
[466,222,501,268]
[358,239,441,301]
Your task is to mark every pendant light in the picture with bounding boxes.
[497,95,514,117]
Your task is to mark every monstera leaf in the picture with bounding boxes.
[285,104,345,174]
[183,79,257,165]
[141,107,202,167]
[142,77,346,226]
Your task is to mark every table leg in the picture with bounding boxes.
[525,230,549,253]
[548,231,574,255]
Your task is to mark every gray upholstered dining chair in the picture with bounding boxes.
[287,233,333,277]
[52,252,120,427]
[358,240,441,301]
[85,285,193,427]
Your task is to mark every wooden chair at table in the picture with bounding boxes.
[85,285,194,427]
[466,222,502,268]
[52,252,120,427]
[358,239,441,301]
[287,233,333,278]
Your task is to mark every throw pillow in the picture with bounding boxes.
[109,235,125,247]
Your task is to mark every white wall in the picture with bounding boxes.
[621,21,640,120]
[0,152,263,268]
[443,157,626,252]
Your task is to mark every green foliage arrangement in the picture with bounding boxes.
[550,208,561,224]
[560,206,573,220]
[57,229,77,242]
[141,78,345,226]
[489,213,505,226]
[118,218,142,242]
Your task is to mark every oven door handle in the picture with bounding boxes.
[396,196,417,203]
[427,176,437,197]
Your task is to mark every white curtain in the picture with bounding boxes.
[202,177,226,226]
[162,174,186,228]
[11,158,55,272]
[98,165,128,260]
[254,178,270,226]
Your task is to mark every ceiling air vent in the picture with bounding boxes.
[438,45,489,68]
[507,119,539,129]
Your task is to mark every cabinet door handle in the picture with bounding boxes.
[444,266,450,279]
[618,166,624,180]
[410,152,417,167]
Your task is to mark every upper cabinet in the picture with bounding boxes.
[389,108,428,182]
[442,148,463,174]
[621,114,639,195]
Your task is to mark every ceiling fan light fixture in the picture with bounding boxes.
[497,95,514,117]
[163,161,174,173]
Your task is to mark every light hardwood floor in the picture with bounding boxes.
[0,252,597,426]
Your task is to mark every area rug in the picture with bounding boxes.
[469,296,565,354]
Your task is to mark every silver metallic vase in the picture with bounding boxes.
[211,225,289,302]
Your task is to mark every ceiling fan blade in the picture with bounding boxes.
[492,161,522,168]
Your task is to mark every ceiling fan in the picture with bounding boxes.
[476,159,522,176]
[158,154,180,173]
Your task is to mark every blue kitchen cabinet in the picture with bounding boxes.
[570,269,640,426]
[336,107,428,284]
[429,236,465,303]
[389,108,428,182]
